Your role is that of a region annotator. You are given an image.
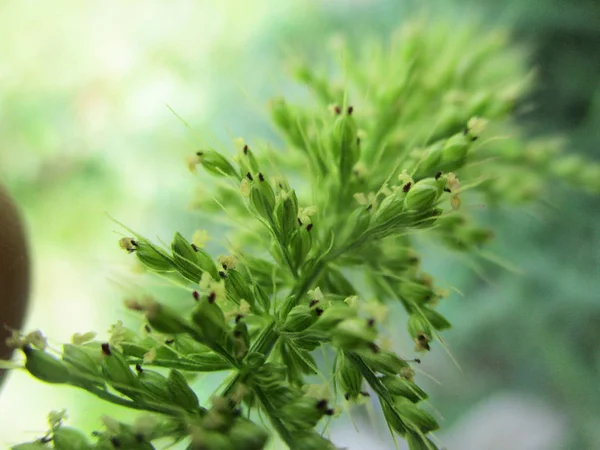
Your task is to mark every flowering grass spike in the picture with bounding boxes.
[6,20,600,450]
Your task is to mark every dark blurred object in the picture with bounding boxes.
[0,184,30,386]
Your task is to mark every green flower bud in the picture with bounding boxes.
[408,314,433,340]
[420,307,451,331]
[372,189,408,227]
[187,352,233,371]
[145,301,188,335]
[228,419,270,450]
[232,321,250,361]
[331,112,360,183]
[398,279,435,305]
[243,352,266,369]
[282,305,316,332]
[411,141,443,180]
[290,227,312,270]
[281,397,329,431]
[439,132,470,171]
[225,269,254,307]
[249,176,276,223]
[197,150,237,178]
[380,376,428,403]
[23,346,70,384]
[357,349,409,375]
[382,402,408,436]
[195,248,221,281]
[137,368,170,402]
[100,345,141,399]
[62,344,102,378]
[291,432,337,450]
[395,398,439,433]
[274,189,299,244]
[331,318,377,350]
[310,303,356,331]
[253,284,271,314]
[171,232,202,282]
[166,369,200,412]
[52,426,92,450]
[236,144,260,175]
[336,352,363,399]
[135,240,175,273]
[191,299,228,344]
[403,178,443,212]
[280,341,318,385]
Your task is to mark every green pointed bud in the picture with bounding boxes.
[187,352,233,371]
[411,141,444,180]
[171,232,202,282]
[166,369,200,412]
[331,111,360,182]
[395,398,439,433]
[249,177,276,223]
[382,402,408,436]
[403,178,443,212]
[331,318,377,350]
[420,307,451,331]
[62,344,102,378]
[194,248,220,281]
[135,240,175,272]
[23,346,70,384]
[282,305,317,332]
[380,376,428,403]
[408,314,432,340]
[52,426,92,450]
[243,352,266,369]
[232,321,250,361]
[372,188,408,228]
[228,418,270,450]
[336,352,363,399]
[356,349,409,375]
[197,150,237,177]
[398,279,435,305]
[236,144,260,175]
[253,284,271,313]
[191,299,228,344]
[290,227,312,270]
[100,345,141,399]
[311,303,356,331]
[281,397,328,430]
[225,269,254,306]
[137,368,170,402]
[440,132,470,171]
[406,432,438,450]
[145,301,188,335]
[274,189,299,243]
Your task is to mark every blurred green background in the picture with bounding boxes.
[0,1,598,449]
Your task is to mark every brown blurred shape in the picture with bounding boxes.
[0,184,30,386]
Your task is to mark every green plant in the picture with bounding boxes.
[5,20,600,450]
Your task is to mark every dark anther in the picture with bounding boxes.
[408,256,419,265]
[101,343,111,356]
[196,151,204,157]
[193,291,200,301]
[360,391,370,397]
[243,145,249,155]
[444,187,452,193]
[334,105,341,115]
[221,263,228,270]
[309,299,319,307]
[414,358,421,364]
[246,172,253,181]
[208,292,216,303]
[165,339,175,345]
[315,307,324,316]
[144,324,152,333]
[316,399,328,410]
[297,217,303,226]
[356,137,361,145]
[233,408,242,417]
[40,435,52,444]
[403,182,412,193]
[235,314,243,323]
[435,171,442,180]
[325,408,335,416]
[344,392,350,400]
[366,204,373,211]
[219,271,227,278]
[463,128,469,136]
[368,342,380,353]
[135,433,145,443]
[471,136,478,142]
[191,243,198,252]
[347,106,354,115]
[233,330,242,338]
[306,223,313,232]
[367,318,375,327]
[110,437,121,448]
[258,172,265,182]
[135,363,143,373]
[131,239,138,247]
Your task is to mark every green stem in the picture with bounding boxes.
[254,387,296,449]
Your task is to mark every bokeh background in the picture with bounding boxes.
[1,0,599,449]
